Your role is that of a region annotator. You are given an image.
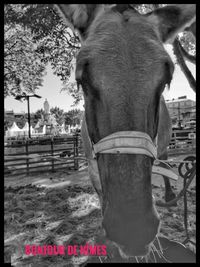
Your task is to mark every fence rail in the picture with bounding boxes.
[167,129,196,156]
[4,129,196,176]
[4,134,84,176]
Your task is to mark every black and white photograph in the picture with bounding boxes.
[4,4,196,265]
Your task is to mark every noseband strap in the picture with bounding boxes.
[93,131,157,159]
[84,120,177,180]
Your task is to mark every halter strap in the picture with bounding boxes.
[83,118,177,181]
[93,131,157,159]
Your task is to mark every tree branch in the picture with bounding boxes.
[64,32,80,49]
[4,24,14,34]
[4,41,18,56]
[173,38,196,93]
[64,37,80,49]
[4,71,17,79]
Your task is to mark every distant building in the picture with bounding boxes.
[5,110,14,118]
[5,110,25,120]
[165,96,196,126]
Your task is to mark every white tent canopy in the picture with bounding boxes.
[5,121,35,137]
[21,122,34,136]
[6,122,23,137]
[9,121,21,131]
[22,122,29,131]
[34,120,41,129]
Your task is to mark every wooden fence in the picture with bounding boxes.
[167,129,196,156]
[4,134,85,176]
[4,129,196,176]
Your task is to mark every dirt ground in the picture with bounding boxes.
[4,154,196,265]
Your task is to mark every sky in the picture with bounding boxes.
[4,45,196,113]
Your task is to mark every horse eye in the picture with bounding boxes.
[76,77,89,96]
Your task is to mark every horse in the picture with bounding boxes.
[55,4,196,259]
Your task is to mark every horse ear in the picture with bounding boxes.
[147,4,196,43]
[54,4,101,40]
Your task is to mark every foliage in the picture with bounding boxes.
[4,119,13,132]
[34,108,45,119]
[4,4,196,103]
[4,4,80,98]
[179,32,196,56]
[50,106,65,125]
[34,107,83,126]
[61,81,83,106]
[64,109,84,126]
[4,113,27,131]
[4,23,46,97]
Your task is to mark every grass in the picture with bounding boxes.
[5,179,196,265]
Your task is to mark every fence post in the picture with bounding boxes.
[74,134,79,170]
[51,137,55,172]
[25,140,29,175]
[174,132,177,148]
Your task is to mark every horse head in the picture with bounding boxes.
[54,4,195,257]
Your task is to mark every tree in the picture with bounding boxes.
[4,119,13,133]
[50,106,65,125]
[64,109,84,126]
[4,4,196,102]
[4,113,27,131]
[61,81,83,106]
[4,4,80,98]
[4,22,47,97]
[35,108,45,119]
